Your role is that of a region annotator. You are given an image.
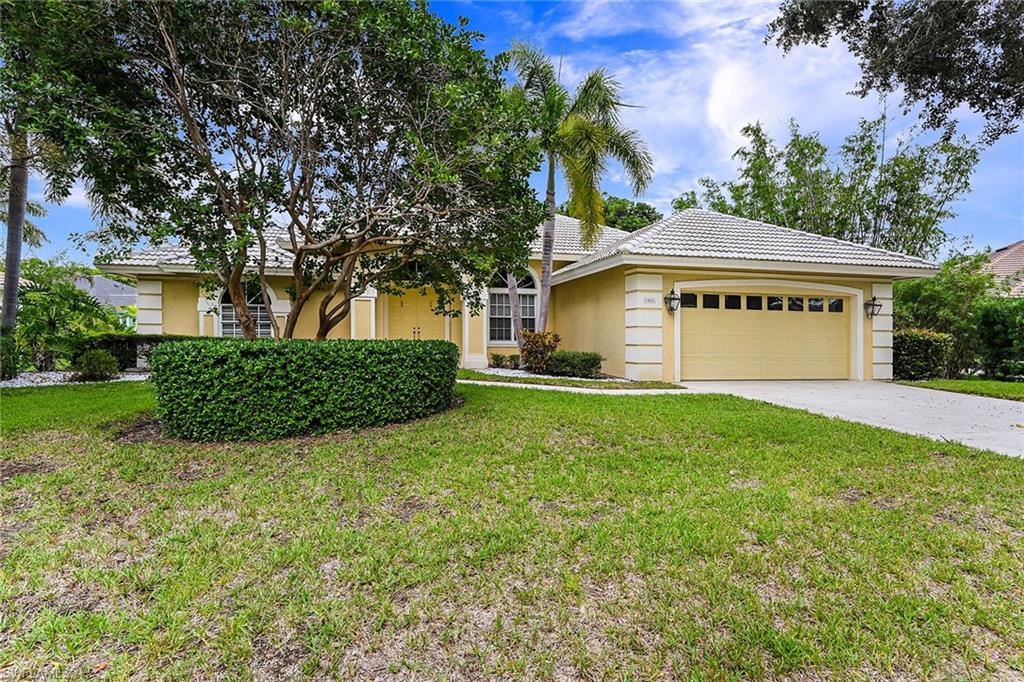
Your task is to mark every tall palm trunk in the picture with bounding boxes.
[536,152,556,331]
[3,116,28,331]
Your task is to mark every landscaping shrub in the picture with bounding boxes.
[893,329,953,380]
[72,349,120,382]
[519,330,559,374]
[548,350,603,378]
[490,353,507,369]
[73,332,218,369]
[0,328,21,380]
[507,354,520,369]
[150,339,459,441]
[974,297,1024,378]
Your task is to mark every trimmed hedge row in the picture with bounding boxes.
[151,339,459,441]
[974,297,1024,378]
[72,332,205,370]
[893,328,953,380]
[548,350,603,378]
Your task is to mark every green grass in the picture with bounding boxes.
[902,378,1024,402]
[2,381,1023,679]
[458,368,683,390]
[0,381,155,436]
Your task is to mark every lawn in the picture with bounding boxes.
[902,378,1024,402]
[2,382,1023,679]
[457,368,683,390]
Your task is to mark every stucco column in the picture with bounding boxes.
[136,279,163,334]
[624,272,664,381]
[871,282,894,380]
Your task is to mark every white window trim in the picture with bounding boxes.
[672,278,865,382]
[198,285,289,338]
[486,267,540,346]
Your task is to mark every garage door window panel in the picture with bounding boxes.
[702,294,720,309]
[788,296,804,312]
[767,296,784,311]
[829,298,844,313]
[808,297,824,312]
[724,295,741,310]
[746,296,762,310]
[681,293,697,308]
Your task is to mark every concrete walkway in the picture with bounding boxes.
[684,380,1024,457]
[456,380,685,396]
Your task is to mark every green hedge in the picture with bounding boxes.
[72,332,203,370]
[150,339,459,441]
[974,297,1024,378]
[893,328,953,380]
[548,350,603,378]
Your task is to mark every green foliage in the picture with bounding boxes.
[15,258,119,371]
[0,327,22,380]
[561,194,662,232]
[671,191,700,212]
[490,353,508,369]
[673,117,978,259]
[973,297,1024,379]
[71,349,119,382]
[518,330,560,374]
[548,350,603,378]
[893,329,953,381]
[768,0,1024,143]
[71,332,210,370]
[150,339,459,441]
[894,253,997,376]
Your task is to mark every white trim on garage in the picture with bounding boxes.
[672,278,866,382]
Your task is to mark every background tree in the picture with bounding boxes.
[671,191,700,212]
[561,194,662,231]
[893,251,1003,377]
[0,0,164,349]
[768,0,1024,143]
[672,116,978,258]
[510,41,653,334]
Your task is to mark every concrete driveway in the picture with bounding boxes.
[683,380,1024,457]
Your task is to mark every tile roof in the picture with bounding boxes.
[986,240,1024,297]
[556,209,939,277]
[102,216,626,271]
[530,214,630,256]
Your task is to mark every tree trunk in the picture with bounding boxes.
[506,273,525,361]
[315,299,349,341]
[224,264,257,339]
[536,152,556,332]
[3,118,28,331]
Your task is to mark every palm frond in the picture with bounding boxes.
[570,69,624,128]
[605,125,654,195]
[509,40,560,100]
[559,114,608,246]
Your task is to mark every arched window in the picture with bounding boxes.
[488,272,537,343]
[220,282,274,338]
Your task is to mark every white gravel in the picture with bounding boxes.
[0,371,150,389]
[476,367,623,382]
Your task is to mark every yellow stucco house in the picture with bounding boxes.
[98,209,938,382]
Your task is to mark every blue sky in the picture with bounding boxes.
[25,0,1024,263]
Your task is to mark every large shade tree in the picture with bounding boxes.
[508,42,653,338]
[673,117,978,259]
[73,0,543,340]
[768,0,1024,143]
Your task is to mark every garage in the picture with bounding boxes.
[679,290,851,380]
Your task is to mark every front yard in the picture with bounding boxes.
[2,381,1023,679]
[902,378,1024,402]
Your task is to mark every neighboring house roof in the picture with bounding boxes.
[553,209,940,282]
[0,273,31,289]
[73,275,137,307]
[98,216,628,275]
[986,240,1024,297]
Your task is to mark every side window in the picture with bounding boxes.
[746,295,763,310]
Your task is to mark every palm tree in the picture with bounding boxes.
[509,41,653,333]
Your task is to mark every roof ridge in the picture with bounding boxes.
[681,208,938,267]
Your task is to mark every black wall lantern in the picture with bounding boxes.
[863,296,883,318]
[664,289,681,313]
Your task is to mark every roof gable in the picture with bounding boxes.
[987,240,1024,296]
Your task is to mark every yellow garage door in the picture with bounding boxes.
[680,291,850,380]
